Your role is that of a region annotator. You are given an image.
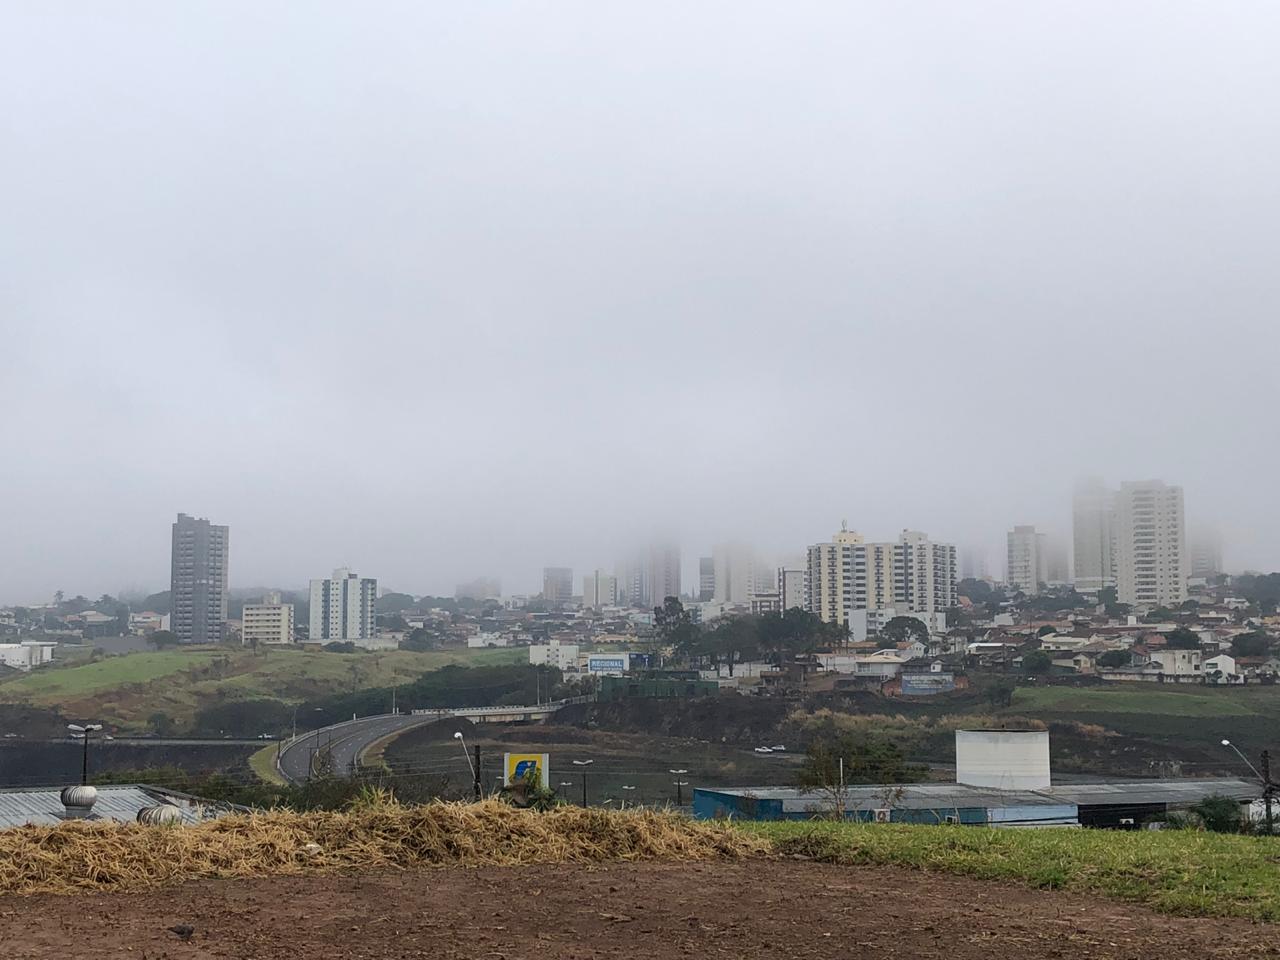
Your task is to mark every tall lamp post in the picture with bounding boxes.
[572,759,593,808]
[67,723,102,786]
[455,731,479,800]
[1222,738,1276,832]
[669,769,689,807]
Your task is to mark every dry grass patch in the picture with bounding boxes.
[0,800,768,896]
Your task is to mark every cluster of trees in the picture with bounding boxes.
[1234,573,1280,614]
[653,599,851,673]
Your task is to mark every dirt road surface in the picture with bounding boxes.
[3,861,1278,959]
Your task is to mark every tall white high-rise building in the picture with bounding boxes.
[1113,480,1187,608]
[242,591,294,646]
[309,568,378,643]
[170,513,229,644]
[1073,478,1116,592]
[1006,525,1046,594]
[582,570,618,609]
[805,526,956,639]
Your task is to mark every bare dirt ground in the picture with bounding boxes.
[3,861,1278,960]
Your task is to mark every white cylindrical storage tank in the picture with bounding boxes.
[955,729,1050,790]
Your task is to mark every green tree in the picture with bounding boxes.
[880,616,928,647]
[1036,625,1056,637]
[705,616,759,676]
[654,597,699,653]
[1165,627,1201,650]
[149,629,181,649]
[1231,630,1272,657]
[983,679,1015,709]
[1021,649,1052,674]
[1192,794,1243,833]
[402,627,438,652]
[1096,649,1131,668]
[797,733,922,818]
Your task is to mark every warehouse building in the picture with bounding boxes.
[693,729,1260,827]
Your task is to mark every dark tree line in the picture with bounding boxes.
[654,599,850,673]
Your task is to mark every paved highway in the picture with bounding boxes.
[275,700,583,783]
[277,714,432,782]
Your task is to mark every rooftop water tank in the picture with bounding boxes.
[955,729,1050,790]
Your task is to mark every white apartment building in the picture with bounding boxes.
[0,641,56,671]
[1113,480,1188,607]
[528,639,580,671]
[309,568,378,645]
[750,591,782,615]
[582,570,618,609]
[1006,525,1046,594]
[805,527,956,641]
[241,591,294,646]
[778,568,805,612]
[1072,478,1116,592]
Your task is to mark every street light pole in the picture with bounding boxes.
[1221,738,1276,832]
[669,768,688,806]
[573,759,594,808]
[68,723,102,786]
[1264,750,1275,834]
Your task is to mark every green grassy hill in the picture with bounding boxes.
[1007,682,1280,759]
[0,645,524,731]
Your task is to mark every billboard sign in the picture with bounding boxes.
[899,673,956,696]
[504,752,550,789]
[587,654,629,675]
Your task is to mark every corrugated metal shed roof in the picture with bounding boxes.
[0,785,241,829]
[1044,778,1259,806]
[698,777,1261,814]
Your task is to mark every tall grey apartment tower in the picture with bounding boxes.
[170,513,229,643]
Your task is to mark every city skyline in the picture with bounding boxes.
[0,485,1235,607]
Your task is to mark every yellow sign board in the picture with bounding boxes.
[504,753,549,790]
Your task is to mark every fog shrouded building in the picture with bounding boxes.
[1190,530,1223,579]
[805,526,956,640]
[582,569,617,609]
[170,513,229,644]
[242,591,294,646]
[712,542,761,605]
[1006,525,1046,594]
[455,577,502,601]
[310,568,378,643]
[698,557,715,602]
[647,543,682,608]
[542,567,573,605]
[1072,478,1116,592]
[1113,480,1188,607]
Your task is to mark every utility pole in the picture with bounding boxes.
[473,744,482,801]
[1264,750,1275,834]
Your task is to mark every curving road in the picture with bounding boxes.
[277,714,432,782]
[275,700,584,783]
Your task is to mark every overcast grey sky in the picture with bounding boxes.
[3,2,1279,603]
